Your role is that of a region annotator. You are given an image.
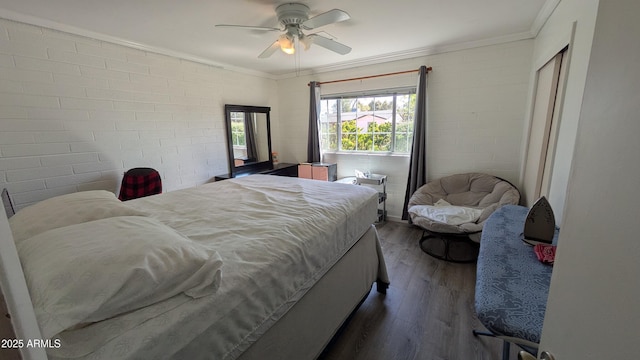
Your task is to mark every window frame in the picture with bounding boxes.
[319,87,417,155]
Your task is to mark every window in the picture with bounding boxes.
[319,88,416,153]
[230,112,247,158]
[230,112,246,147]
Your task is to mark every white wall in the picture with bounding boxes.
[0,19,535,220]
[525,0,599,222]
[540,1,640,358]
[277,41,533,220]
[0,19,278,209]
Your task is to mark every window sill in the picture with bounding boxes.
[323,151,410,158]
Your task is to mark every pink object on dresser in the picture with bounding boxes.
[298,163,313,179]
[298,163,337,181]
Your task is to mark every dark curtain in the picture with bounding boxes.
[402,65,429,220]
[245,114,258,161]
[307,81,321,163]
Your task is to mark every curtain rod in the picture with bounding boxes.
[308,67,432,86]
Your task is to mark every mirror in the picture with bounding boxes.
[224,104,273,176]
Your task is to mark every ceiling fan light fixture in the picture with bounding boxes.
[299,34,313,51]
[278,34,295,54]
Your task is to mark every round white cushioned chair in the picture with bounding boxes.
[408,173,520,262]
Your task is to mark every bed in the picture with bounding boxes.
[0,174,389,360]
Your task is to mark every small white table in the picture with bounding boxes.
[355,174,387,222]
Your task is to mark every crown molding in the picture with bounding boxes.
[530,0,561,37]
[0,9,279,80]
[275,30,536,79]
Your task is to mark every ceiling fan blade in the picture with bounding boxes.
[258,40,281,58]
[302,9,350,30]
[308,34,351,55]
[215,24,281,32]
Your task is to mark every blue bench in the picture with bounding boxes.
[473,205,558,359]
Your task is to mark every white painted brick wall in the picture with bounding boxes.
[277,41,533,220]
[0,19,278,209]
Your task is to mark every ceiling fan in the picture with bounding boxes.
[216,3,351,58]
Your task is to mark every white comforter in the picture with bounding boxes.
[48,175,381,360]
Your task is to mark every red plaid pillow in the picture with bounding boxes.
[119,168,162,201]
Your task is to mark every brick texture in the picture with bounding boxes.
[0,19,277,209]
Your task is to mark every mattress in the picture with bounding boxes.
[230,225,383,360]
[46,175,384,360]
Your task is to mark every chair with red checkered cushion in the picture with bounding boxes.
[118,168,162,201]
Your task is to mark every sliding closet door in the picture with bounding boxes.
[522,49,567,206]
[539,51,568,199]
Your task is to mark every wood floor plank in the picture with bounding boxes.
[319,221,521,360]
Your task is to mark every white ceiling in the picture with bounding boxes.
[0,0,554,77]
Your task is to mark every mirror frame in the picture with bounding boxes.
[224,104,273,176]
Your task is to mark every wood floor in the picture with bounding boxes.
[319,221,520,360]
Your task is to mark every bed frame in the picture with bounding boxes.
[0,210,47,360]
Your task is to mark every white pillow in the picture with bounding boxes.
[17,216,223,338]
[409,204,483,226]
[9,190,146,243]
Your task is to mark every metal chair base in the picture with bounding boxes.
[418,231,479,263]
